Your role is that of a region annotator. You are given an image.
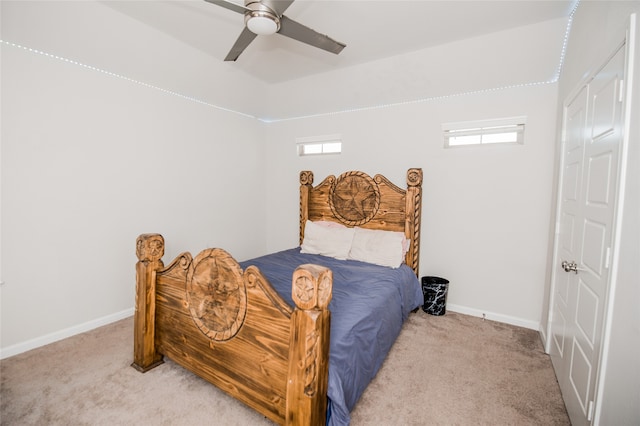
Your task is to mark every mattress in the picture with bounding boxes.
[240,247,422,426]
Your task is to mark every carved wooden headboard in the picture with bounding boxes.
[299,169,423,276]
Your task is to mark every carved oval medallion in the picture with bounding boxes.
[329,171,380,226]
[186,249,247,341]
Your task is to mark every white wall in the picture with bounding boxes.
[0,2,266,357]
[542,2,640,423]
[264,83,558,330]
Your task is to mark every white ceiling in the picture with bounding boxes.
[103,0,578,85]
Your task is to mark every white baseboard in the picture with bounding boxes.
[446,303,540,331]
[1,304,541,359]
[0,308,134,360]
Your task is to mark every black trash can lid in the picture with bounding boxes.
[422,276,449,284]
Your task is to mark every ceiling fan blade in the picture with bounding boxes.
[262,0,295,17]
[224,27,258,61]
[278,15,346,55]
[203,0,248,15]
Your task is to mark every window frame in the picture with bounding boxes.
[442,116,526,148]
[296,134,342,156]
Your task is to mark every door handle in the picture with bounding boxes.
[561,260,581,274]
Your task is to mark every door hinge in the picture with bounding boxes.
[618,79,625,102]
[605,247,611,269]
[587,400,595,421]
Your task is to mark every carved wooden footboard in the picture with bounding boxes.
[132,234,332,425]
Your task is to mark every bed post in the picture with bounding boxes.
[405,168,423,276]
[299,171,314,246]
[132,233,165,372]
[286,264,332,426]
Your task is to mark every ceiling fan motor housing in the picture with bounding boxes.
[244,1,280,35]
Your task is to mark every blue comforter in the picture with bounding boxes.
[240,248,422,426]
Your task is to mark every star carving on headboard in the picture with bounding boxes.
[329,172,380,226]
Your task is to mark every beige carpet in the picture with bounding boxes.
[1,311,569,425]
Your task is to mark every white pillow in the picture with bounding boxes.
[348,227,407,268]
[300,220,355,260]
[314,220,346,229]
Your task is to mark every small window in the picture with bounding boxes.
[297,134,342,156]
[443,117,526,148]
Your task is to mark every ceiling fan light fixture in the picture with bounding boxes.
[246,15,278,35]
[245,11,280,35]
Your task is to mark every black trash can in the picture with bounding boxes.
[422,276,449,316]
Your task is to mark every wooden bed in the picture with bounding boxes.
[132,168,423,425]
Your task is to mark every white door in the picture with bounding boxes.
[549,44,626,425]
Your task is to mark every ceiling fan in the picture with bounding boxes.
[204,0,346,61]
